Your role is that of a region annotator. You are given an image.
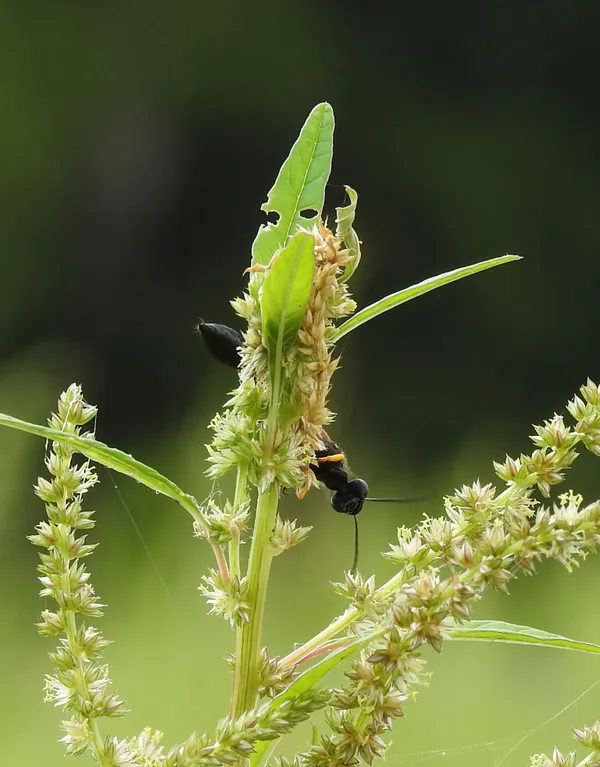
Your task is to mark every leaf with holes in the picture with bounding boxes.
[251,102,334,267]
[335,185,361,281]
[261,232,315,409]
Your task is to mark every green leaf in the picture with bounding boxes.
[247,617,599,767]
[261,231,315,407]
[335,185,361,281]
[278,635,374,698]
[450,619,600,654]
[332,254,521,341]
[251,102,334,266]
[0,413,202,521]
[249,634,377,767]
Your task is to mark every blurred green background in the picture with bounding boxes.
[2,2,600,765]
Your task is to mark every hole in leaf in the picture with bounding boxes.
[300,208,318,219]
[266,211,280,225]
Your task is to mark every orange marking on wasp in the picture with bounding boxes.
[317,453,345,463]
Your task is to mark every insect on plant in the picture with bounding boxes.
[13,103,599,767]
[197,319,379,516]
[198,319,422,571]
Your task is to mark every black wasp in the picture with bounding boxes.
[310,433,370,515]
[197,322,372,513]
[197,320,424,570]
[197,320,419,516]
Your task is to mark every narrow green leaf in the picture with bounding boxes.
[450,619,600,654]
[335,186,361,282]
[261,231,315,404]
[247,616,600,767]
[252,102,334,266]
[249,634,377,767]
[335,185,358,237]
[0,413,201,520]
[332,254,521,341]
[278,636,374,698]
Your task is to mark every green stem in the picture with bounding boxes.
[281,481,530,670]
[280,569,420,669]
[212,542,230,582]
[229,466,249,581]
[280,607,359,669]
[231,481,279,716]
[65,583,108,764]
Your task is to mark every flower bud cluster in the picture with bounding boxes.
[85,727,167,767]
[199,569,251,626]
[302,588,433,766]
[165,689,330,767]
[529,712,600,766]
[194,498,250,547]
[530,749,578,767]
[208,222,358,497]
[28,374,600,766]
[29,384,128,760]
[333,572,390,619]
[508,382,600,767]
[257,648,297,697]
[296,381,600,767]
[269,517,313,556]
[573,721,600,752]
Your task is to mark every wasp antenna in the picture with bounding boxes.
[365,494,431,504]
[351,514,359,574]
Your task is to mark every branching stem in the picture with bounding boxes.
[231,481,279,717]
[65,580,108,763]
[281,482,527,670]
[212,543,230,583]
[229,465,249,581]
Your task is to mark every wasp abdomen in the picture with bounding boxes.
[197,321,243,369]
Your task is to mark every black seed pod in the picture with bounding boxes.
[197,321,243,368]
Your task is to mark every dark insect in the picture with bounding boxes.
[311,433,422,515]
[311,434,369,516]
[198,319,423,571]
[197,321,243,368]
[311,432,425,571]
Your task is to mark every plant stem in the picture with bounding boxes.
[281,484,529,670]
[65,589,108,763]
[231,481,279,717]
[229,466,249,581]
[212,543,230,582]
[280,569,415,669]
[280,607,358,669]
